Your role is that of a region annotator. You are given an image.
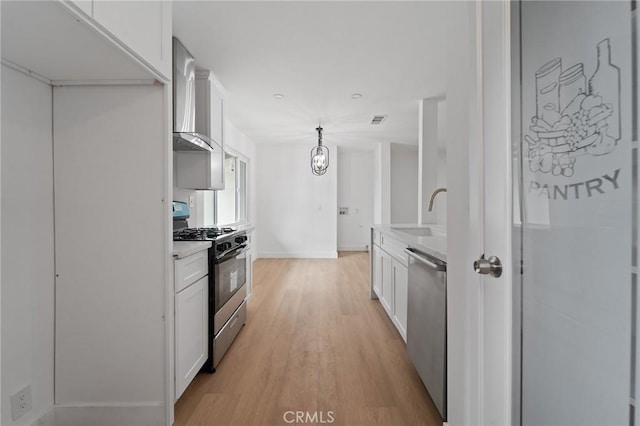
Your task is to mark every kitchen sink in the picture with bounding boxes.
[392,227,434,237]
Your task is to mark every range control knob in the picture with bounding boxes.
[235,236,247,244]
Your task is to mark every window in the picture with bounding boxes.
[215,152,248,226]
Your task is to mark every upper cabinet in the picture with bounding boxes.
[55,0,171,81]
[68,0,92,16]
[195,71,225,148]
[92,1,172,80]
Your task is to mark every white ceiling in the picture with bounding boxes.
[173,1,451,148]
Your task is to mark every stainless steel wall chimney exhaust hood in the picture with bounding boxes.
[173,38,219,152]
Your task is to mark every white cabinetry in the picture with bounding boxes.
[62,0,172,80]
[195,71,225,147]
[174,249,208,293]
[381,253,394,314]
[372,243,383,297]
[392,258,408,338]
[174,250,209,400]
[175,276,207,400]
[370,229,409,342]
[68,0,92,16]
[175,146,225,191]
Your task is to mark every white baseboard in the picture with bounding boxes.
[258,251,338,259]
[31,407,55,426]
[33,405,165,426]
[337,246,368,252]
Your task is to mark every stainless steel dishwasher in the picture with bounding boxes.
[405,247,447,421]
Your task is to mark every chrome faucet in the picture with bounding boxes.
[427,187,447,211]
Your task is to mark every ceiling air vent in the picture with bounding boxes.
[370,115,387,125]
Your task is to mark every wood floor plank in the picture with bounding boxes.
[174,252,442,425]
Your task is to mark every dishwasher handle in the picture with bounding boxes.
[405,248,446,272]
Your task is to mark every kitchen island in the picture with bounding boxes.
[370,224,448,420]
[370,224,446,341]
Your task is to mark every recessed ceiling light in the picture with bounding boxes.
[273,94,284,99]
[351,93,362,99]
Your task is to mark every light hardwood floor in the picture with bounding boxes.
[174,252,442,425]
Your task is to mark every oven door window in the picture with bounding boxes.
[214,248,247,313]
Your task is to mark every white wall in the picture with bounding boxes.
[1,65,55,426]
[173,173,203,226]
[256,143,337,258]
[337,148,374,251]
[221,118,258,229]
[390,144,419,224]
[216,155,237,225]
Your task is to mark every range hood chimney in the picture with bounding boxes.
[173,37,218,152]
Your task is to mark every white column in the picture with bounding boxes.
[373,142,391,224]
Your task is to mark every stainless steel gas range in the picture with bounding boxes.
[173,201,248,372]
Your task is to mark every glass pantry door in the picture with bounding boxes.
[516,1,636,424]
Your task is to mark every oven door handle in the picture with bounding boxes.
[217,244,248,261]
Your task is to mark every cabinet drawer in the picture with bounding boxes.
[175,250,208,293]
[372,229,381,246]
[381,235,409,266]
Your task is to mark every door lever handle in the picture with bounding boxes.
[473,254,502,277]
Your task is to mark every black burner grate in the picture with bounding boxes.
[173,227,236,241]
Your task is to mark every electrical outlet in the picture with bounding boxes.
[11,385,32,420]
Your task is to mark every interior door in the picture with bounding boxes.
[514,1,636,425]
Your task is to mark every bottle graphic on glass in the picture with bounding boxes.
[588,38,620,141]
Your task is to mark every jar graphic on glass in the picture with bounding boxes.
[559,63,586,112]
[535,57,562,125]
[589,39,620,141]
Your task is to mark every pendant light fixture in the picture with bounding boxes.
[311,125,329,176]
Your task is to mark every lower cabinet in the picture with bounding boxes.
[392,259,408,338]
[371,230,409,342]
[381,253,394,315]
[372,244,383,297]
[175,275,208,400]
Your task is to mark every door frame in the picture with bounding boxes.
[462,1,515,425]
[445,0,514,424]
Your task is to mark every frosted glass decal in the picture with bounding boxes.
[527,39,621,188]
[519,2,633,425]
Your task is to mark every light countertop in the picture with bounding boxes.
[172,241,212,259]
[236,223,255,233]
[373,224,447,262]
